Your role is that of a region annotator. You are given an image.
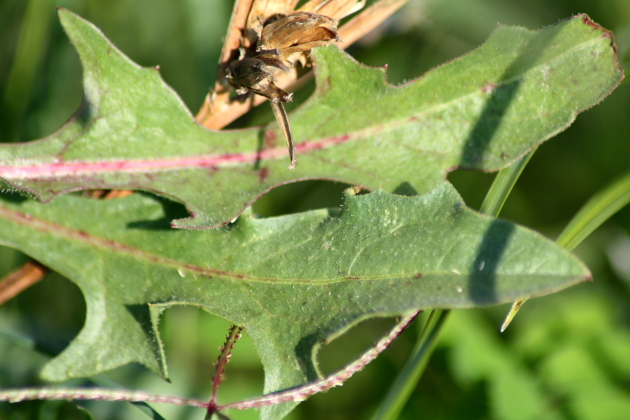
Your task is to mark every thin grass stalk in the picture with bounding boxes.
[556,170,630,250]
[370,310,448,420]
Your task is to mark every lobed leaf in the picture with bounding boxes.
[0,182,590,419]
[0,10,622,228]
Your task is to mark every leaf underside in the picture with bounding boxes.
[0,11,623,228]
[0,182,589,419]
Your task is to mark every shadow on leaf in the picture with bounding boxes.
[468,219,515,304]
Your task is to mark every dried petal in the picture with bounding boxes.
[299,0,366,19]
[258,11,338,51]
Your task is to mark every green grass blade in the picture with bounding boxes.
[479,149,537,216]
[371,310,449,420]
[557,171,630,251]
[1,0,54,142]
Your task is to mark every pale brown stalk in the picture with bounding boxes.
[336,0,408,46]
[0,261,48,305]
[299,0,366,18]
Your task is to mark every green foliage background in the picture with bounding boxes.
[1,0,629,419]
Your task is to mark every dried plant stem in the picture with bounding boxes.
[0,388,208,409]
[219,311,419,411]
[103,189,134,199]
[299,0,366,18]
[195,0,409,130]
[84,189,134,199]
[208,325,243,416]
[0,260,47,305]
[220,0,255,66]
[336,0,407,47]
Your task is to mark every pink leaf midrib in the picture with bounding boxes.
[0,134,351,179]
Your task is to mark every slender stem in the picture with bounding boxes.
[0,260,47,305]
[0,388,208,409]
[211,326,243,403]
[483,148,534,333]
[479,149,536,216]
[206,325,243,419]
[370,310,449,420]
[219,311,419,411]
[373,150,536,420]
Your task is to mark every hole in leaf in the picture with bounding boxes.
[253,180,352,217]
[448,170,495,210]
[299,316,419,418]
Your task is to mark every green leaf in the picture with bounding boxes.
[0,11,622,228]
[557,170,630,250]
[0,182,589,419]
[74,405,97,420]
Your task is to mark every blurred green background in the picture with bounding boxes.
[1,0,629,419]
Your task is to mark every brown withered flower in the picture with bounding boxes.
[257,11,340,65]
[225,54,296,167]
[225,11,341,169]
[225,57,292,102]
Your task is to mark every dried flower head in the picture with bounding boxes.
[225,57,292,103]
[225,10,341,169]
[226,10,340,100]
[257,11,340,64]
